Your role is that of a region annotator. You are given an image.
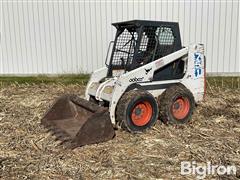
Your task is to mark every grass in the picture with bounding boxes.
[0,75,239,89]
[206,76,240,89]
[0,74,90,85]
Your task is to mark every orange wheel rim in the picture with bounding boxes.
[172,97,190,120]
[131,101,153,126]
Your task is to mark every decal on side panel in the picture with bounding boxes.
[129,77,144,82]
[144,68,152,75]
[155,59,164,69]
[194,52,203,78]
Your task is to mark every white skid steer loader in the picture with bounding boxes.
[41,20,205,148]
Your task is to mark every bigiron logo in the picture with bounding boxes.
[181,161,237,179]
[129,77,144,82]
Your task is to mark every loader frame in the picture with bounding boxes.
[86,44,205,124]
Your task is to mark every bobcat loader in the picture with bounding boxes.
[41,20,206,148]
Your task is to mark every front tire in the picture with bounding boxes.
[116,90,158,132]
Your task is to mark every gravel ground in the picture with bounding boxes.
[0,84,239,179]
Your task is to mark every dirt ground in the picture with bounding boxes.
[0,84,239,179]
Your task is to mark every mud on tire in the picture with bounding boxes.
[116,90,158,133]
[158,85,195,124]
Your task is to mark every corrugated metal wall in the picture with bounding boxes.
[0,0,239,75]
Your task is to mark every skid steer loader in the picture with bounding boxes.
[41,20,205,148]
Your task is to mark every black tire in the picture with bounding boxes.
[158,85,195,124]
[116,90,159,132]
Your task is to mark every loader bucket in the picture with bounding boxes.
[41,94,115,148]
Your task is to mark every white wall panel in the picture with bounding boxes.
[0,0,239,75]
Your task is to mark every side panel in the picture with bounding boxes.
[181,44,205,102]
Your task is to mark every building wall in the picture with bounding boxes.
[0,0,239,75]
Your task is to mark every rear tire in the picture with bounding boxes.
[116,90,158,132]
[158,85,195,124]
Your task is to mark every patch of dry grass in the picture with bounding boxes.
[0,84,239,179]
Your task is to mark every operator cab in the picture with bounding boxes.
[107,20,185,81]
